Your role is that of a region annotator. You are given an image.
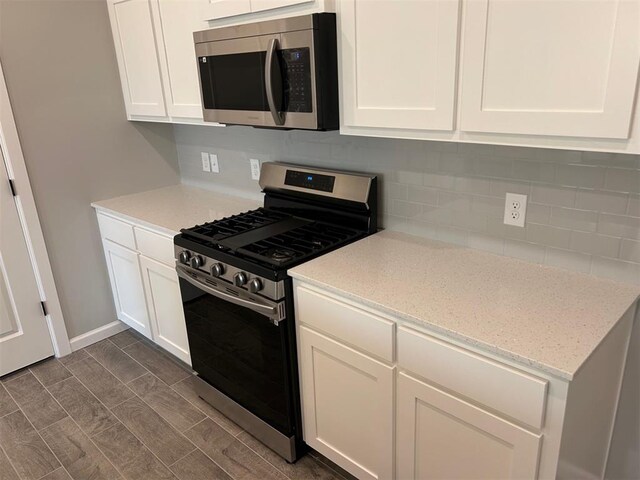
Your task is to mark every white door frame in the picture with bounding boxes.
[0,60,71,357]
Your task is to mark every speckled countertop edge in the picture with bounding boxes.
[289,231,640,381]
[91,184,260,235]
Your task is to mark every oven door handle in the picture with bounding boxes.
[265,38,285,126]
[176,266,283,324]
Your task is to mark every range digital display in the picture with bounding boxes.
[284,170,335,192]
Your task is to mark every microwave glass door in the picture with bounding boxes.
[200,51,270,111]
[196,31,316,128]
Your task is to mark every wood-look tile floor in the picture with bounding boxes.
[0,329,355,480]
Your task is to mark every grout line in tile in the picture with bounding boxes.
[37,369,127,479]
[58,351,88,368]
[36,467,74,480]
[37,365,129,480]
[169,379,244,437]
[1,375,63,479]
[308,451,354,480]
[106,336,141,351]
[166,446,198,468]
[0,406,20,421]
[234,432,295,480]
[83,341,151,386]
[123,371,152,386]
[107,384,199,473]
[0,442,22,480]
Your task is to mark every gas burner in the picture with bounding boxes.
[267,248,297,261]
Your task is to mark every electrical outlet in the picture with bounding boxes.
[209,154,219,173]
[250,158,261,181]
[201,152,211,172]
[503,193,527,227]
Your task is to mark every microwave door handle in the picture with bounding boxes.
[265,38,285,126]
[176,266,282,322]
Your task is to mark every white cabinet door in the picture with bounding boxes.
[107,0,167,118]
[298,326,394,480]
[459,0,640,139]
[154,0,208,120]
[250,0,312,13]
[339,0,460,131]
[397,372,542,480]
[102,239,152,339]
[204,0,251,20]
[139,255,191,365]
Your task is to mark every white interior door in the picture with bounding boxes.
[459,0,640,138]
[0,147,53,376]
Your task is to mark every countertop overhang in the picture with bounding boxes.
[289,230,640,380]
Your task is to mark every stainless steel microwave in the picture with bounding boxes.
[193,14,339,130]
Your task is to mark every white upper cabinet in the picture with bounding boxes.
[251,0,313,13]
[203,0,328,21]
[107,0,168,118]
[339,0,461,131]
[459,0,640,139]
[154,0,208,120]
[107,0,211,122]
[204,0,251,21]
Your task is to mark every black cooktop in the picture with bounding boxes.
[179,208,362,270]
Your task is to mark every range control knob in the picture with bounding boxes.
[211,263,225,277]
[179,250,191,265]
[234,272,248,287]
[248,278,263,293]
[190,255,205,269]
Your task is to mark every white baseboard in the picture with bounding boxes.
[68,320,128,351]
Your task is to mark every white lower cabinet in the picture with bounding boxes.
[96,211,191,364]
[396,372,541,480]
[298,325,394,480]
[294,281,633,480]
[102,239,152,339]
[139,255,190,365]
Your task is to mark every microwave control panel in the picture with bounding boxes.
[283,48,312,113]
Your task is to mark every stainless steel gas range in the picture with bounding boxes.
[173,163,377,462]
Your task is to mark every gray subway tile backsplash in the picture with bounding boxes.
[174,125,640,285]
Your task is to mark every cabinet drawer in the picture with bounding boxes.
[97,213,136,250]
[398,326,547,429]
[295,285,394,362]
[135,227,174,266]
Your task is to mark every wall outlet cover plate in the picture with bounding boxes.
[201,152,211,173]
[504,192,527,227]
[250,158,261,180]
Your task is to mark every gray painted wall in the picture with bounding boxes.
[0,0,180,338]
[175,124,640,285]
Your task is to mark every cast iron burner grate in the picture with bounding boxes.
[180,208,361,269]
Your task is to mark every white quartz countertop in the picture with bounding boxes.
[91,184,260,235]
[289,230,639,380]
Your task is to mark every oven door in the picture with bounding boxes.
[195,30,317,129]
[176,265,294,435]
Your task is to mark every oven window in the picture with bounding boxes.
[180,279,293,434]
[199,52,269,111]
